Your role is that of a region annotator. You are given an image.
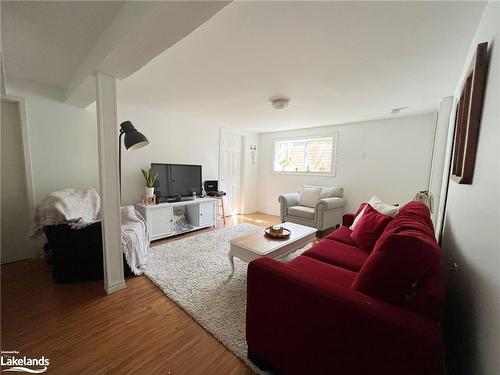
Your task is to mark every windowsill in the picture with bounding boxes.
[271,171,336,177]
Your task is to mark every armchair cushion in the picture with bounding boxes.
[299,185,343,198]
[320,186,343,198]
[298,185,322,207]
[288,206,315,220]
[303,238,368,272]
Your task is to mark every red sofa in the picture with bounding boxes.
[246,201,444,375]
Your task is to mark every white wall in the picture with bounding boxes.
[117,102,221,205]
[9,79,259,212]
[258,114,436,215]
[440,3,499,374]
[118,103,260,210]
[8,80,99,205]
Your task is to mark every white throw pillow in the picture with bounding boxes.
[318,186,343,199]
[298,185,322,208]
[298,185,343,199]
[349,196,399,230]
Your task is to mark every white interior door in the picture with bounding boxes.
[1,100,32,263]
[219,131,242,216]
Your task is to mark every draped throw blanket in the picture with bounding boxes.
[31,188,149,275]
[121,206,149,275]
[30,187,101,236]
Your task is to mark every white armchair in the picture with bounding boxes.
[279,186,345,233]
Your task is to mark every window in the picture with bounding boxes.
[273,134,337,175]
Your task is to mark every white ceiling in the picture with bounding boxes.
[117,1,486,132]
[1,1,124,88]
[2,1,486,133]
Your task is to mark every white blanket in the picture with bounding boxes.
[121,206,149,275]
[30,187,101,237]
[31,188,149,275]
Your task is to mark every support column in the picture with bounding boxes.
[95,72,125,294]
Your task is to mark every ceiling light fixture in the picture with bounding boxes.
[270,96,290,110]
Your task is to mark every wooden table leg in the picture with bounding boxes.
[220,196,226,225]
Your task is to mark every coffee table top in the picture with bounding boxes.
[229,222,317,255]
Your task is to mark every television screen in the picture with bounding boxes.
[151,163,202,200]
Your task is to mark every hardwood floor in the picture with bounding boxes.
[1,213,280,375]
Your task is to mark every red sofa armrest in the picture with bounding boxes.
[342,213,355,227]
[246,257,443,375]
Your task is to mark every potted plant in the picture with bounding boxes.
[279,157,292,172]
[141,167,157,197]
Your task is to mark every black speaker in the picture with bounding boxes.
[204,180,218,193]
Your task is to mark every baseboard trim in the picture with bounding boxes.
[257,208,280,216]
[105,280,126,294]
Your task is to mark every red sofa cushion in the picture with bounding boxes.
[350,204,392,252]
[403,264,444,322]
[324,226,356,246]
[386,201,436,238]
[352,201,441,305]
[288,256,357,287]
[303,239,368,272]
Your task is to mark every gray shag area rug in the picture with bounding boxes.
[143,223,311,373]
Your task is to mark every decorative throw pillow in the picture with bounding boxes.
[350,196,399,230]
[298,185,322,207]
[319,186,343,199]
[298,185,343,199]
[350,204,368,230]
[350,204,393,252]
[352,201,441,305]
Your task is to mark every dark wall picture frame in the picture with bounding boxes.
[450,42,488,184]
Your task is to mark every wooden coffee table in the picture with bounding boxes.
[228,222,317,276]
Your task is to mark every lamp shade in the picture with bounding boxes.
[120,121,149,150]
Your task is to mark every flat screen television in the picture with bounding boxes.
[151,163,202,201]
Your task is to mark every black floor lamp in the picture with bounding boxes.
[118,121,149,196]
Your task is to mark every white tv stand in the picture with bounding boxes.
[135,197,218,241]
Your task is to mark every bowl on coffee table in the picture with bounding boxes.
[265,225,291,239]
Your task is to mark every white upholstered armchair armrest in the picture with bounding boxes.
[279,192,300,207]
[279,192,300,221]
[316,197,346,231]
[317,197,346,210]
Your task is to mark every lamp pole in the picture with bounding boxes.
[118,129,124,197]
